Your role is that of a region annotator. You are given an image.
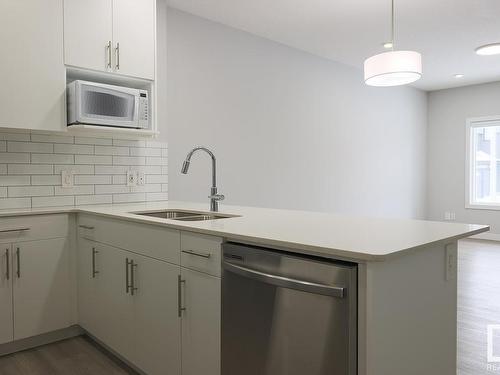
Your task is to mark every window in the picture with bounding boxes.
[467,117,500,208]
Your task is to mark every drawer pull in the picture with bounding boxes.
[0,227,30,234]
[182,249,211,259]
[91,247,99,278]
[78,225,94,230]
[5,248,9,281]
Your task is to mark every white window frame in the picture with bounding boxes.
[466,115,500,210]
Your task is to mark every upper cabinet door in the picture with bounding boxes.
[112,0,155,80]
[0,0,66,131]
[64,0,113,72]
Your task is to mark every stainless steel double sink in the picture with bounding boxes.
[131,209,239,222]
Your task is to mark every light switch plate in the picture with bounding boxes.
[137,172,145,186]
[61,170,74,188]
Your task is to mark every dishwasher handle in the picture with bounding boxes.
[223,261,345,298]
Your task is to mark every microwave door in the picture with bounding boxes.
[77,84,138,128]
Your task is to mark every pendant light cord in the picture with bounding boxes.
[391,0,395,50]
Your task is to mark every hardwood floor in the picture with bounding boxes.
[0,336,137,375]
[458,239,500,375]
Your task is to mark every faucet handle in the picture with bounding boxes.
[209,194,225,201]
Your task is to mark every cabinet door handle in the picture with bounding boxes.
[107,40,112,69]
[115,42,120,70]
[78,225,94,230]
[178,275,186,317]
[91,247,99,278]
[130,260,138,296]
[5,248,9,281]
[16,247,20,278]
[182,249,212,259]
[125,257,131,294]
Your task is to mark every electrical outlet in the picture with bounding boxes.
[61,170,74,188]
[137,172,145,186]
[126,170,137,186]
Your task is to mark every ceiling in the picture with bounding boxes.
[167,0,500,91]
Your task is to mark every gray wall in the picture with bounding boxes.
[428,81,500,236]
[166,9,428,219]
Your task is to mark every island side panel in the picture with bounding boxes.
[359,242,458,375]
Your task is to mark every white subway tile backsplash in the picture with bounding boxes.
[95,185,130,194]
[0,153,30,163]
[95,146,129,156]
[75,155,112,165]
[0,176,31,186]
[31,175,62,186]
[8,186,54,197]
[74,175,112,185]
[7,142,53,153]
[8,164,53,175]
[55,164,94,175]
[75,136,112,146]
[55,144,94,155]
[95,165,129,175]
[0,197,31,209]
[32,196,75,208]
[0,129,167,208]
[113,193,146,203]
[55,185,94,196]
[113,156,145,165]
[31,153,74,164]
[130,147,162,157]
[31,134,74,144]
[75,195,112,205]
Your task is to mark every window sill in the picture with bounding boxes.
[466,203,500,211]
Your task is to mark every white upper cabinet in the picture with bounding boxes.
[64,0,155,80]
[113,0,156,80]
[63,0,113,73]
[0,0,66,131]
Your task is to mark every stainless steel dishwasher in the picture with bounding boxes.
[222,242,357,375]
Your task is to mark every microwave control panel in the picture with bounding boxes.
[138,91,149,128]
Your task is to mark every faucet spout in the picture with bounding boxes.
[181,147,224,212]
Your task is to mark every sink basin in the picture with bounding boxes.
[131,209,239,221]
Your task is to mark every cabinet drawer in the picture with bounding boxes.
[0,214,68,244]
[181,232,222,277]
[78,214,180,264]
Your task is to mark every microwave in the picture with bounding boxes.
[67,80,149,129]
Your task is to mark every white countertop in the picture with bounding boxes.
[0,201,489,262]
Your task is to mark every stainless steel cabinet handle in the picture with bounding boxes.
[115,42,120,70]
[178,275,186,317]
[0,227,30,234]
[130,260,138,296]
[181,249,211,259]
[107,40,112,68]
[91,247,99,278]
[16,247,20,278]
[5,249,9,280]
[125,258,131,294]
[78,225,94,230]
[223,261,346,298]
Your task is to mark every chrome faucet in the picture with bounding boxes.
[181,147,225,212]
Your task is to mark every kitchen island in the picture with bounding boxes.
[0,201,489,375]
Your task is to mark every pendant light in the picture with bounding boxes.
[364,0,422,87]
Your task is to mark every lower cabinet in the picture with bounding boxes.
[77,224,222,375]
[0,245,13,345]
[78,238,181,375]
[181,267,221,375]
[12,238,71,340]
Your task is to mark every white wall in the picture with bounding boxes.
[166,9,428,218]
[428,81,500,235]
